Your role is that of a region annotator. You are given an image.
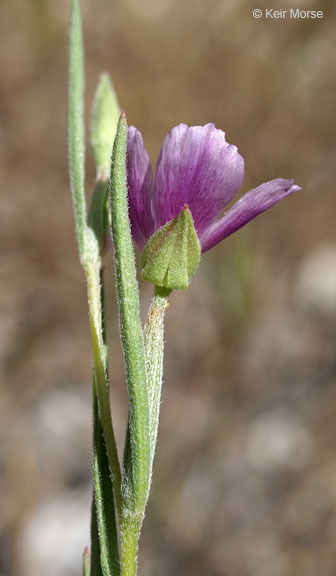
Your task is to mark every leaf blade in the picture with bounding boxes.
[68,0,87,258]
[93,379,121,576]
[109,113,150,531]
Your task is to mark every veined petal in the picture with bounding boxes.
[153,123,245,236]
[127,126,155,248]
[200,178,301,252]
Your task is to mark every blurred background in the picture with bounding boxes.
[1,0,336,574]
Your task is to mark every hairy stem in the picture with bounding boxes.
[120,520,139,576]
[144,288,170,466]
[86,262,122,518]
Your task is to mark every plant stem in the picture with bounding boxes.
[92,268,120,576]
[118,287,169,575]
[68,1,122,573]
[144,288,170,464]
[86,261,122,518]
[120,520,140,576]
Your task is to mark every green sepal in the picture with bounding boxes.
[87,180,110,255]
[141,207,201,290]
[90,73,120,179]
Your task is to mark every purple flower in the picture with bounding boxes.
[127,123,300,252]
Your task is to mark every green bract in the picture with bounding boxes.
[141,207,201,291]
[90,73,120,179]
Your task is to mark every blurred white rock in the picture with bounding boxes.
[210,531,290,576]
[20,487,90,576]
[246,410,313,473]
[30,387,91,483]
[295,245,336,317]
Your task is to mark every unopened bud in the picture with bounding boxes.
[90,73,120,180]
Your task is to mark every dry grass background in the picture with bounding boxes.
[0,0,336,575]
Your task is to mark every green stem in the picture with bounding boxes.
[119,287,169,575]
[86,261,122,518]
[144,288,170,464]
[68,2,122,573]
[120,521,139,576]
[90,265,121,576]
[92,268,120,576]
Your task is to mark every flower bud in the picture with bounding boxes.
[141,207,201,291]
[90,73,120,180]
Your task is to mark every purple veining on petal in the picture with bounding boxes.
[153,123,245,236]
[200,179,301,252]
[127,126,155,248]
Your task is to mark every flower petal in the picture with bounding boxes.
[200,178,301,252]
[153,123,245,237]
[127,126,155,248]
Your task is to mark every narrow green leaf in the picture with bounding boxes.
[109,112,150,519]
[90,74,120,180]
[83,546,90,576]
[93,379,121,576]
[68,0,87,258]
[90,494,104,576]
[86,262,122,515]
[90,269,120,576]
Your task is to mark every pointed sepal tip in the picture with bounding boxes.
[141,207,201,291]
